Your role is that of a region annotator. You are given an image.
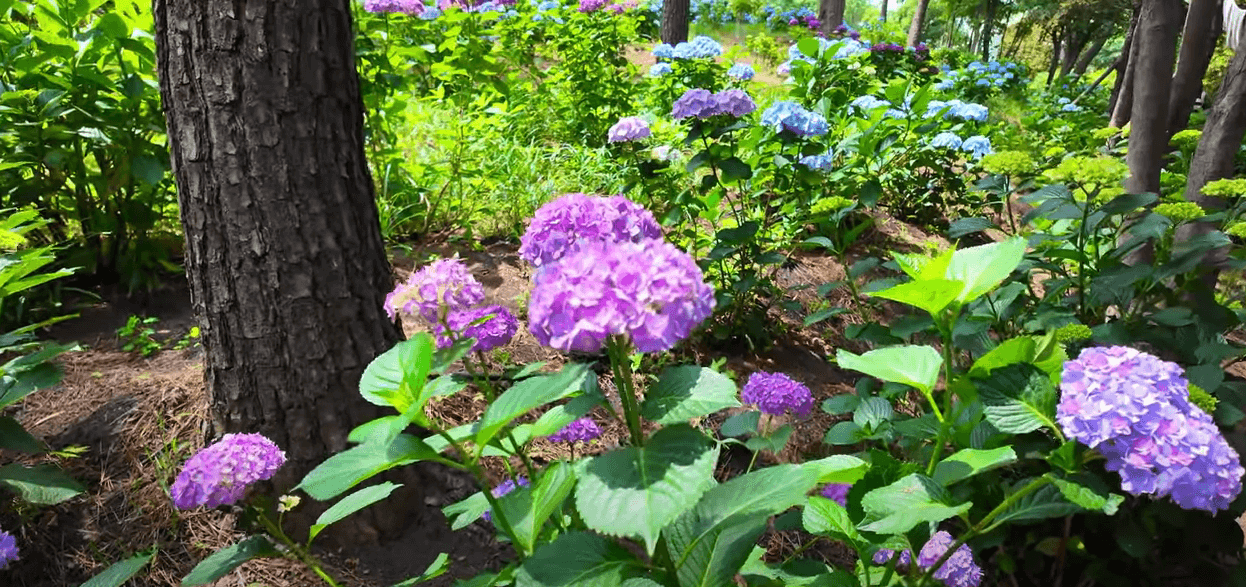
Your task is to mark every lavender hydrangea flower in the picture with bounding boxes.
[482,477,530,522]
[649,62,672,76]
[819,482,851,506]
[917,531,983,587]
[577,0,607,11]
[0,528,16,570]
[436,304,518,352]
[741,372,813,417]
[170,433,286,510]
[1059,346,1245,513]
[365,0,426,13]
[727,63,755,80]
[527,238,715,353]
[873,547,912,567]
[608,117,651,142]
[713,89,756,117]
[519,193,662,267]
[548,418,602,443]
[672,88,719,119]
[385,259,485,322]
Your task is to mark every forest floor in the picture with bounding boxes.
[8,209,1244,586]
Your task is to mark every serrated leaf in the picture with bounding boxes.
[946,237,1026,303]
[80,549,155,587]
[745,424,792,454]
[666,464,822,587]
[0,463,84,504]
[476,364,590,448]
[359,334,434,411]
[181,536,280,586]
[968,335,1067,382]
[932,447,1017,486]
[973,363,1059,434]
[499,461,577,554]
[516,532,642,587]
[852,397,893,429]
[993,482,1085,525]
[803,496,864,547]
[443,491,489,530]
[720,410,760,438]
[309,482,402,543]
[296,434,439,500]
[640,366,740,425]
[1049,476,1124,515]
[867,278,964,317]
[822,395,860,415]
[858,474,971,534]
[803,455,869,485]
[0,416,45,453]
[836,346,942,394]
[823,421,862,445]
[575,425,718,555]
[531,394,604,438]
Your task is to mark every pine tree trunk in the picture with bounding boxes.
[818,0,846,36]
[661,0,690,45]
[154,0,420,545]
[1125,0,1183,196]
[907,0,931,47]
[1177,40,1246,287]
[1168,0,1223,136]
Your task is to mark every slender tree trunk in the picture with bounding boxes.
[1109,3,1142,118]
[1168,0,1224,136]
[1072,30,1111,77]
[1177,43,1246,287]
[1111,25,1142,126]
[881,0,888,23]
[1060,30,1088,77]
[818,0,846,36]
[1125,0,1184,196]
[907,0,931,46]
[981,0,997,61]
[155,0,421,545]
[1047,34,1063,85]
[661,0,690,45]
[1075,52,1127,105]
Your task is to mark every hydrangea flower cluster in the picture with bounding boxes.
[170,433,286,510]
[649,62,672,77]
[741,371,813,417]
[364,0,427,13]
[726,63,755,81]
[979,151,1035,176]
[527,237,715,352]
[608,117,652,142]
[873,547,912,567]
[799,154,834,171]
[483,477,530,522]
[435,305,519,352]
[651,35,722,60]
[819,483,851,507]
[761,101,828,137]
[1154,202,1206,224]
[936,60,1026,96]
[578,0,608,10]
[519,193,662,267]
[548,418,602,443]
[1058,346,1245,512]
[918,531,983,587]
[0,528,17,570]
[385,259,485,322]
[929,132,963,150]
[850,95,889,112]
[762,5,818,30]
[961,135,993,159]
[672,88,757,119]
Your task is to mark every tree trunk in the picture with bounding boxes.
[1072,30,1111,77]
[1168,0,1223,136]
[661,0,690,45]
[907,0,931,47]
[881,0,888,23]
[981,0,997,61]
[1125,0,1184,196]
[1060,29,1089,77]
[1177,41,1246,286]
[154,0,420,545]
[1109,3,1142,118]
[1111,23,1142,126]
[1047,34,1063,85]
[819,0,846,36]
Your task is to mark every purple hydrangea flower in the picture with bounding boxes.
[916,531,983,587]
[519,194,663,267]
[527,238,715,353]
[873,547,912,567]
[385,259,485,322]
[713,89,756,118]
[0,528,17,570]
[548,418,602,443]
[577,0,607,11]
[364,0,426,13]
[672,88,719,119]
[170,433,286,510]
[435,304,518,352]
[741,372,813,417]
[1059,346,1244,513]
[608,117,652,143]
[483,477,530,522]
[819,482,851,506]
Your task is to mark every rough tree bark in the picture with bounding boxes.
[1111,25,1141,126]
[1125,0,1184,196]
[818,0,846,36]
[1109,2,1142,121]
[154,0,420,544]
[661,0,690,45]
[1168,0,1224,136]
[907,0,931,47]
[1177,43,1246,286]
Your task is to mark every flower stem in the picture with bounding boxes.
[258,509,342,587]
[925,315,957,477]
[606,336,645,447]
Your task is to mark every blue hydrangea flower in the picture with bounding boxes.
[649,62,672,76]
[741,371,813,417]
[171,434,286,509]
[948,102,989,122]
[0,528,17,570]
[961,135,993,158]
[1061,103,1082,112]
[419,6,442,18]
[652,43,675,59]
[933,80,954,91]
[548,418,602,443]
[799,153,834,171]
[727,63,755,81]
[884,108,907,119]
[924,100,948,118]
[930,132,963,150]
[917,531,983,587]
[761,101,827,137]
[672,35,721,59]
[850,95,888,112]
